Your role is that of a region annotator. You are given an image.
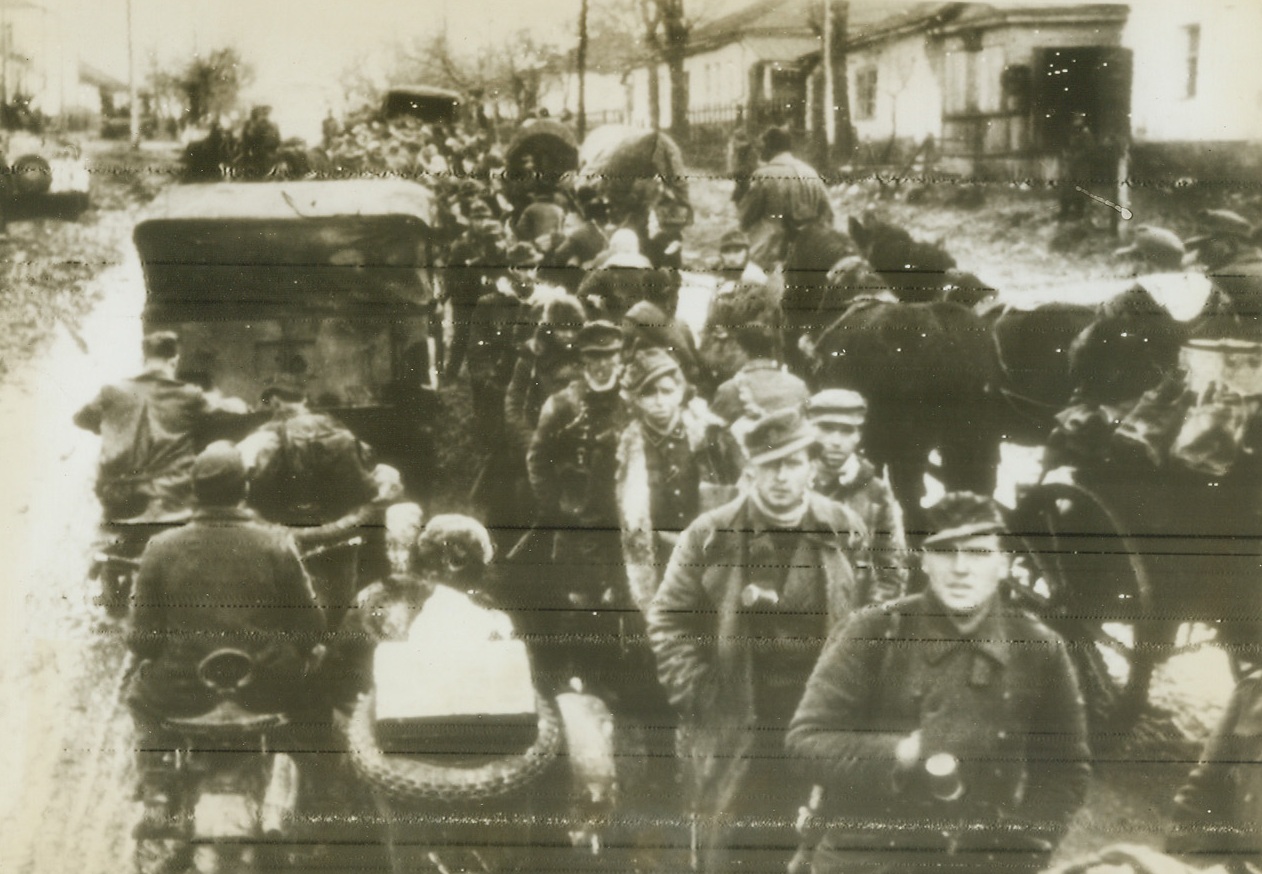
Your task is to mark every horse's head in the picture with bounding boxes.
[849,212,956,297]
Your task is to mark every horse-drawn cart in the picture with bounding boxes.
[1002,341,1262,736]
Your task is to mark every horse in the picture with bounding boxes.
[801,259,1002,535]
[848,212,958,303]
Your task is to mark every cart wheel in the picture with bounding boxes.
[1005,482,1157,737]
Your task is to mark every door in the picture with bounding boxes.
[1031,46,1132,153]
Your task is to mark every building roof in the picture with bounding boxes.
[848,2,1129,48]
[688,0,930,57]
[79,62,126,93]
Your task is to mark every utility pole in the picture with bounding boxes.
[577,0,588,140]
[822,0,835,151]
[127,0,140,148]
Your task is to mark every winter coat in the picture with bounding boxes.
[126,506,324,717]
[240,409,377,528]
[738,152,833,269]
[647,494,860,867]
[527,378,627,532]
[467,290,527,391]
[813,455,908,604]
[615,406,740,614]
[504,338,582,454]
[786,593,1091,874]
[74,369,237,522]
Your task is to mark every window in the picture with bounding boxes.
[855,66,878,120]
[1184,24,1201,98]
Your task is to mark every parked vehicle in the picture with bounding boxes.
[1,129,91,229]
[133,179,440,488]
[382,86,461,126]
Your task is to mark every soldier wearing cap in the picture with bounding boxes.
[715,228,769,290]
[443,198,506,381]
[525,320,632,692]
[648,407,863,874]
[126,441,323,837]
[738,126,833,270]
[788,491,1091,874]
[1186,209,1262,342]
[238,373,383,626]
[74,330,250,525]
[807,389,907,605]
[617,347,739,614]
[705,283,809,426]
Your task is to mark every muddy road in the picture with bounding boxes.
[0,162,1238,873]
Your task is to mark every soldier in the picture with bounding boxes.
[788,492,1091,874]
[738,126,833,270]
[75,331,249,526]
[523,320,630,697]
[1187,208,1262,342]
[706,284,809,427]
[237,374,386,627]
[648,407,863,874]
[714,228,769,292]
[806,389,907,605]
[444,199,507,381]
[126,442,323,837]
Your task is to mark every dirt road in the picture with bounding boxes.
[0,165,1236,873]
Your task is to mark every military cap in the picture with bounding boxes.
[576,320,623,354]
[743,407,816,466]
[806,388,868,424]
[505,241,543,267]
[142,330,180,361]
[719,229,751,251]
[192,440,247,505]
[622,347,682,395]
[922,491,1006,548]
[1113,225,1186,267]
[260,372,306,403]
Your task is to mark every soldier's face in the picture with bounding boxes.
[814,419,862,470]
[582,350,622,389]
[923,534,1008,615]
[719,246,749,270]
[634,373,685,430]
[751,448,813,511]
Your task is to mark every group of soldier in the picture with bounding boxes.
[72,122,1262,874]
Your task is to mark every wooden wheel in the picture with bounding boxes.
[1004,482,1157,738]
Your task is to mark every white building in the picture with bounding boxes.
[1124,0,1262,145]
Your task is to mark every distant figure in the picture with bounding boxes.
[738,127,833,270]
[1058,113,1096,221]
[321,110,340,149]
[240,105,281,179]
[714,228,769,292]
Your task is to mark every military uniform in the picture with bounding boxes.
[788,597,1091,874]
[75,368,242,523]
[814,455,907,604]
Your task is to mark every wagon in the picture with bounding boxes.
[1002,347,1262,736]
[134,178,440,484]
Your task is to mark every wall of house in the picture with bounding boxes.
[2,3,79,118]
[1125,0,1262,143]
[686,41,749,118]
[542,71,632,126]
[846,33,943,156]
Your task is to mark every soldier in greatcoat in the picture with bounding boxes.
[788,492,1091,874]
[648,407,862,874]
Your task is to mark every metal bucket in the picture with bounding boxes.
[1180,339,1262,396]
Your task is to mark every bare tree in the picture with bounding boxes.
[637,0,689,134]
[390,29,566,119]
